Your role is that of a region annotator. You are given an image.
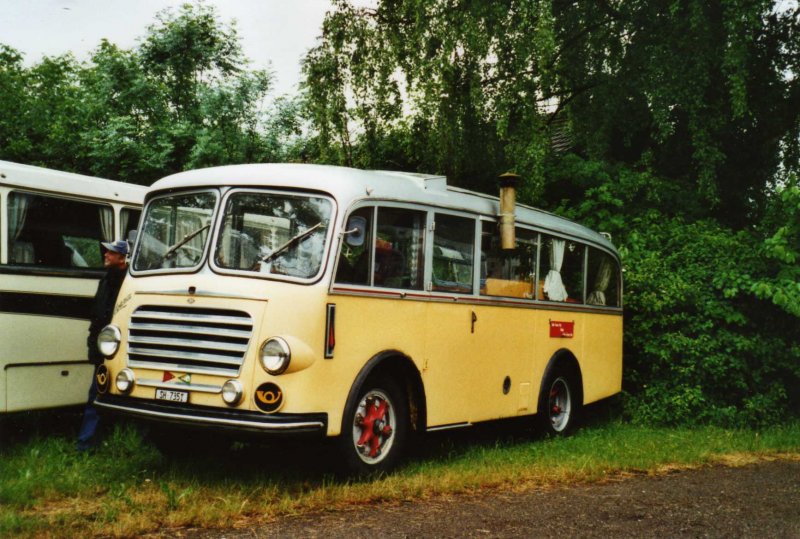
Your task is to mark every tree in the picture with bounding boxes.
[304,1,800,225]
[0,3,287,184]
[302,0,558,194]
[550,0,800,228]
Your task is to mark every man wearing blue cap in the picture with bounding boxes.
[77,239,129,451]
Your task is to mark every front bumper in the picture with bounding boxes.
[95,394,327,436]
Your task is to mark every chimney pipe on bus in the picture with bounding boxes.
[498,172,520,249]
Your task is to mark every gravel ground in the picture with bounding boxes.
[179,458,800,539]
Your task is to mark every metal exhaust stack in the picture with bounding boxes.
[498,172,520,249]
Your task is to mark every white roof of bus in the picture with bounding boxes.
[0,160,146,205]
[150,163,617,254]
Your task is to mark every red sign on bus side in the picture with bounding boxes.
[549,320,574,338]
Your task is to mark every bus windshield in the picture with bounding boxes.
[133,191,217,271]
[214,191,333,280]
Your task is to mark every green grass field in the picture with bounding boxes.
[2,408,798,538]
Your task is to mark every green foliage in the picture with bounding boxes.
[302,0,559,193]
[750,181,800,317]
[305,1,800,225]
[551,0,800,227]
[621,217,798,426]
[0,3,296,184]
[550,156,800,427]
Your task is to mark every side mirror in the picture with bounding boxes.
[343,216,367,247]
[127,229,138,245]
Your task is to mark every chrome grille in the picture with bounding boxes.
[128,306,253,376]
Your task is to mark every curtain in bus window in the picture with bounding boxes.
[587,249,618,307]
[8,193,32,263]
[543,238,568,301]
[99,207,114,242]
[120,208,141,241]
[587,257,611,305]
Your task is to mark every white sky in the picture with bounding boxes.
[0,0,333,96]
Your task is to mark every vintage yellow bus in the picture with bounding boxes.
[94,164,622,473]
[0,160,145,413]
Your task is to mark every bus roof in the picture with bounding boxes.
[150,163,617,254]
[0,160,146,205]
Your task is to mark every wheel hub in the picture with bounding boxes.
[355,394,393,459]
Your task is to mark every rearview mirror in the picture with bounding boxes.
[343,216,367,247]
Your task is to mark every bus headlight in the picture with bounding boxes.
[115,368,135,394]
[260,337,291,375]
[97,325,121,358]
[221,380,243,405]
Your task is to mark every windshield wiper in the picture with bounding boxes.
[259,222,323,264]
[162,224,210,260]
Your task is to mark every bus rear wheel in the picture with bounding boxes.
[537,366,579,436]
[338,376,409,475]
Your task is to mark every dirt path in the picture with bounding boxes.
[182,458,800,538]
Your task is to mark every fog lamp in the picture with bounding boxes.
[221,380,243,406]
[115,368,135,394]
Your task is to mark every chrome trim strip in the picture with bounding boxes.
[426,422,472,432]
[128,347,242,365]
[137,378,223,394]
[130,322,251,338]
[329,286,623,315]
[126,359,238,376]
[139,290,267,301]
[128,335,248,353]
[95,401,325,431]
[132,310,251,325]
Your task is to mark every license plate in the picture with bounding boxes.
[155,389,188,403]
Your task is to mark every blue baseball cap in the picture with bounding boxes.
[101,240,129,255]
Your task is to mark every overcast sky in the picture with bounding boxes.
[0,0,333,96]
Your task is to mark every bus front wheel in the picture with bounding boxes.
[337,376,409,475]
[537,366,580,436]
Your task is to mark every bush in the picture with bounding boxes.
[620,216,799,426]
[546,157,800,427]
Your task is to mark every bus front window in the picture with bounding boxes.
[133,191,217,271]
[215,191,333,280]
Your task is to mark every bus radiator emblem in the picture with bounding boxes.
[95,365,110,394]
[254,382,283,413]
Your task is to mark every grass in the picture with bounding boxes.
[1,408,799,538]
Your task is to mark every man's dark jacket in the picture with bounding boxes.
[87,266,126,365]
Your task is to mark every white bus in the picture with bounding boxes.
[0,161,146,413]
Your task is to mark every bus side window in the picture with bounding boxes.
[432,214,475,294]
[7,191,109,269]
[373,207,425,290]
[335,207,373,285]
[587,248,619,307]
[481,222,538,299]
[541,235,585,303]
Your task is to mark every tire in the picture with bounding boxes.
[337,376,409,476]
[537,365,580,436]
